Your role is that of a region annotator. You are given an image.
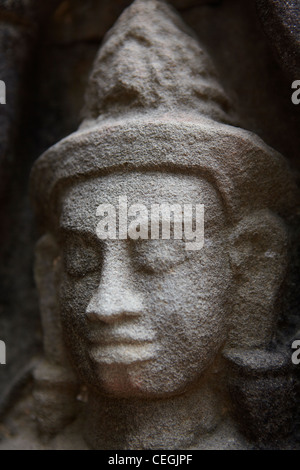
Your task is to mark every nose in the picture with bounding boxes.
[85,243,144,324]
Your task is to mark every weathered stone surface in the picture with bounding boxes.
[225,349,296,448]
[0,0,299,451]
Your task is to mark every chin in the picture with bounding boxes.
[88,361,200,399]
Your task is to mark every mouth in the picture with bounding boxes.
[87,324,157,365]
[90,343,157,365]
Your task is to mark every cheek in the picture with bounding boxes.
[59,273,100,341]
[130,264,231,393]
[58,273,101,383]
[60,272,100,309]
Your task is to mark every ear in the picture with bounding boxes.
[35,233,65,365]
[226,210,289,349]
[34,234,79,436]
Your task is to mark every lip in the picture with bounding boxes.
[90,342,158,365]
[87,324,156,345]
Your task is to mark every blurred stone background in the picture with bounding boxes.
[0,0,299,442]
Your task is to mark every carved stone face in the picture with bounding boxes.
[59,172,232,397]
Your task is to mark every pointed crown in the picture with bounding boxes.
[30,0,296,228]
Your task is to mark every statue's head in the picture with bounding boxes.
[30,0,297,403]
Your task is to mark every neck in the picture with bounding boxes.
[83,379,223,450]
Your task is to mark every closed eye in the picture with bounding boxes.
[129,238,192,274]
[60,230,103,278]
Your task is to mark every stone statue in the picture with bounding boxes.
[1,0,297,450]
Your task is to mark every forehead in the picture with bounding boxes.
[60,172,225,231]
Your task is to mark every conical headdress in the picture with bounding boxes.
[81,0,234,125]
[30,0,296,227]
